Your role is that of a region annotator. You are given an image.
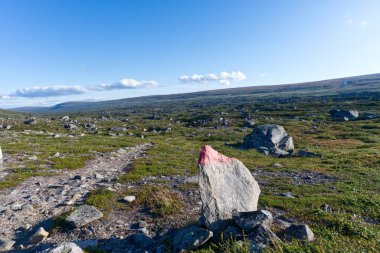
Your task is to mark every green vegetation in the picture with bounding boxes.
[0,91,379,251]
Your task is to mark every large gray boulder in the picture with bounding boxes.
[243,124,294,157]
[65,205,103,228]
[198,145,261,233]
[329,109,359,121]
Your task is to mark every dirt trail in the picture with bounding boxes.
[0,143,151,245]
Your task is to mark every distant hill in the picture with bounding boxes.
[10,73,380,113]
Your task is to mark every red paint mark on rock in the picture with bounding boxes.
[198,145,235,165]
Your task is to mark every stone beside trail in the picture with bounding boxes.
[243,124,294,157]
[198,145,261,233]
[66,205,103,228]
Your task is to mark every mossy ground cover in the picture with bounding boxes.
[0,95,379,251]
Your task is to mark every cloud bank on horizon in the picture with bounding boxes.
[179,71,246,85]
[1,71,246,99]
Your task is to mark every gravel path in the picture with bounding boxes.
[0,143,151,247]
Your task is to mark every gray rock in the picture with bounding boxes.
[244,118,256,128]
[321,204,332,213]
[64,123,78,130]
[329,109,359,121]
[222,226,242,239]
[29,227,49,244]
[123,195,136,203]
[172,226,213,252]
[74,239,98,249]
[199,145,261,233]
[24,118,37,125]
[65,205,103,228]
[129,233,154,249]
[284,224,315,242]
[248,224,281,246]
[43,242,83,253]
[243,124,294,157]
[279,192,296,198]
[22,203,34,211]
[0,239,15,252]
[234,210,273,232]
[298,150,322,158]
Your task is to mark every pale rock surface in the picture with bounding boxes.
[243,124,294,157]
[198,145,261,232]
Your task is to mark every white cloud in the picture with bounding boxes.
[179,71,246,85]
[361,20,368,26]
[13,85,88,98]
[97,79,158,90]
[0,95,12,100]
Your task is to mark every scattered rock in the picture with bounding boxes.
[172,226,213,253]
[198,145,261,233]
[29,227,49,244]
[24,118,37,125]
[43,242,83,253]
[0,239,15,252]
[243,124,294,157]
[279,192,296,198]
[298,150,322,158]
[321,204,332,213]
[64,123,78,131]
[65,205,103,228]
[272,163,283,168]
[284,224,315,242]
[244,118,256,128]
[129,233,154,249]
[123,195,136,203]
[234,210,273,232]
[329,109,359,121]
[248,224,281,246]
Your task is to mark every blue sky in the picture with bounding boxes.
[0,0,379,108]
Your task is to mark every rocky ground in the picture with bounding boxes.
[0,143,152,252]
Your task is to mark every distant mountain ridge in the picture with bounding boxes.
[9,73,380,113]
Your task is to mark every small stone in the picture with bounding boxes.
[172,226,213,252]
[28,155,38,161]
[234,210,273,232]
[74,239,98,249]
[284,224,315,242]
[279,192,296,198]
[21,204,34,211]
[10,203,22,211]
[43,242,83,253]
[0,239,15,252]
[248,225,281,246]
[29,227,49,244]
[123,196,136,203]
[94,173,104,179]
[272,163,283,168]
[65,205,103,228]
[129,233,154,249]
[321,204,332,213]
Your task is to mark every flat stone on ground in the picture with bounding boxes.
[65,205,103,228]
